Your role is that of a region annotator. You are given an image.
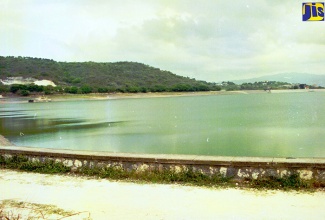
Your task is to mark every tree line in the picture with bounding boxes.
[0,82,221,96]
[2,80,322,97]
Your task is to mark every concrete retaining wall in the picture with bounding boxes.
[1,146,325,181]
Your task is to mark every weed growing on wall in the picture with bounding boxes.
[78,165,232,187]
[1,155,324,190]
[251,174,309,190]
[0,155,70,173]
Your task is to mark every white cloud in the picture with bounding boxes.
[1,0,325,82]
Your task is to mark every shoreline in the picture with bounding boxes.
[0,135,14,146]
[1,89,324,103]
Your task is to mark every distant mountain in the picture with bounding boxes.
[232,73,325,87]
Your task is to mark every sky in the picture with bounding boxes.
[1,0,325,82]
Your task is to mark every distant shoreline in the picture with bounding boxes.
[1,89,324,103]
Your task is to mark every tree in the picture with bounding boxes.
[20,90,30,96]
[0,85,9,93]
[44,86,54,95]
[80,85,92,94]
[66,86,78,94]
[10,84,23,93]
[98,87,109,93]
[27,84,44,92]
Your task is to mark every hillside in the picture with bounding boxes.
[0,56,220,93]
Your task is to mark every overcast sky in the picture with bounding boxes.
[1,0,325,82]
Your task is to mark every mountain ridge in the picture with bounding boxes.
[231,73,325,87]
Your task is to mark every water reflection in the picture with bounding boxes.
[1,116,126,134]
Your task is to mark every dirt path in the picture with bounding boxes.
[0,169,324,220]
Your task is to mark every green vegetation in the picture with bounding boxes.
[80,166,231,186]
[0,155,70,174]
[1,155,324,190]
[0,84,9,94]
[240,81,290,90]
[1,56,323,96]
[220,81,324,91]
[0,56,221,94]
[251,174,309,190]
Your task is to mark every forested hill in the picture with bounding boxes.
[0,56,220,93]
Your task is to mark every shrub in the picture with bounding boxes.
[20,90,30,96]
[252,174,309,190]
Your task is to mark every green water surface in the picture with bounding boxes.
[1,92,324,157]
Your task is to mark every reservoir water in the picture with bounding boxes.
[1,92,325,158]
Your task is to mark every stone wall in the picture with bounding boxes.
[1,146,325,181]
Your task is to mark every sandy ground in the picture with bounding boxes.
[0,169,325,220]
